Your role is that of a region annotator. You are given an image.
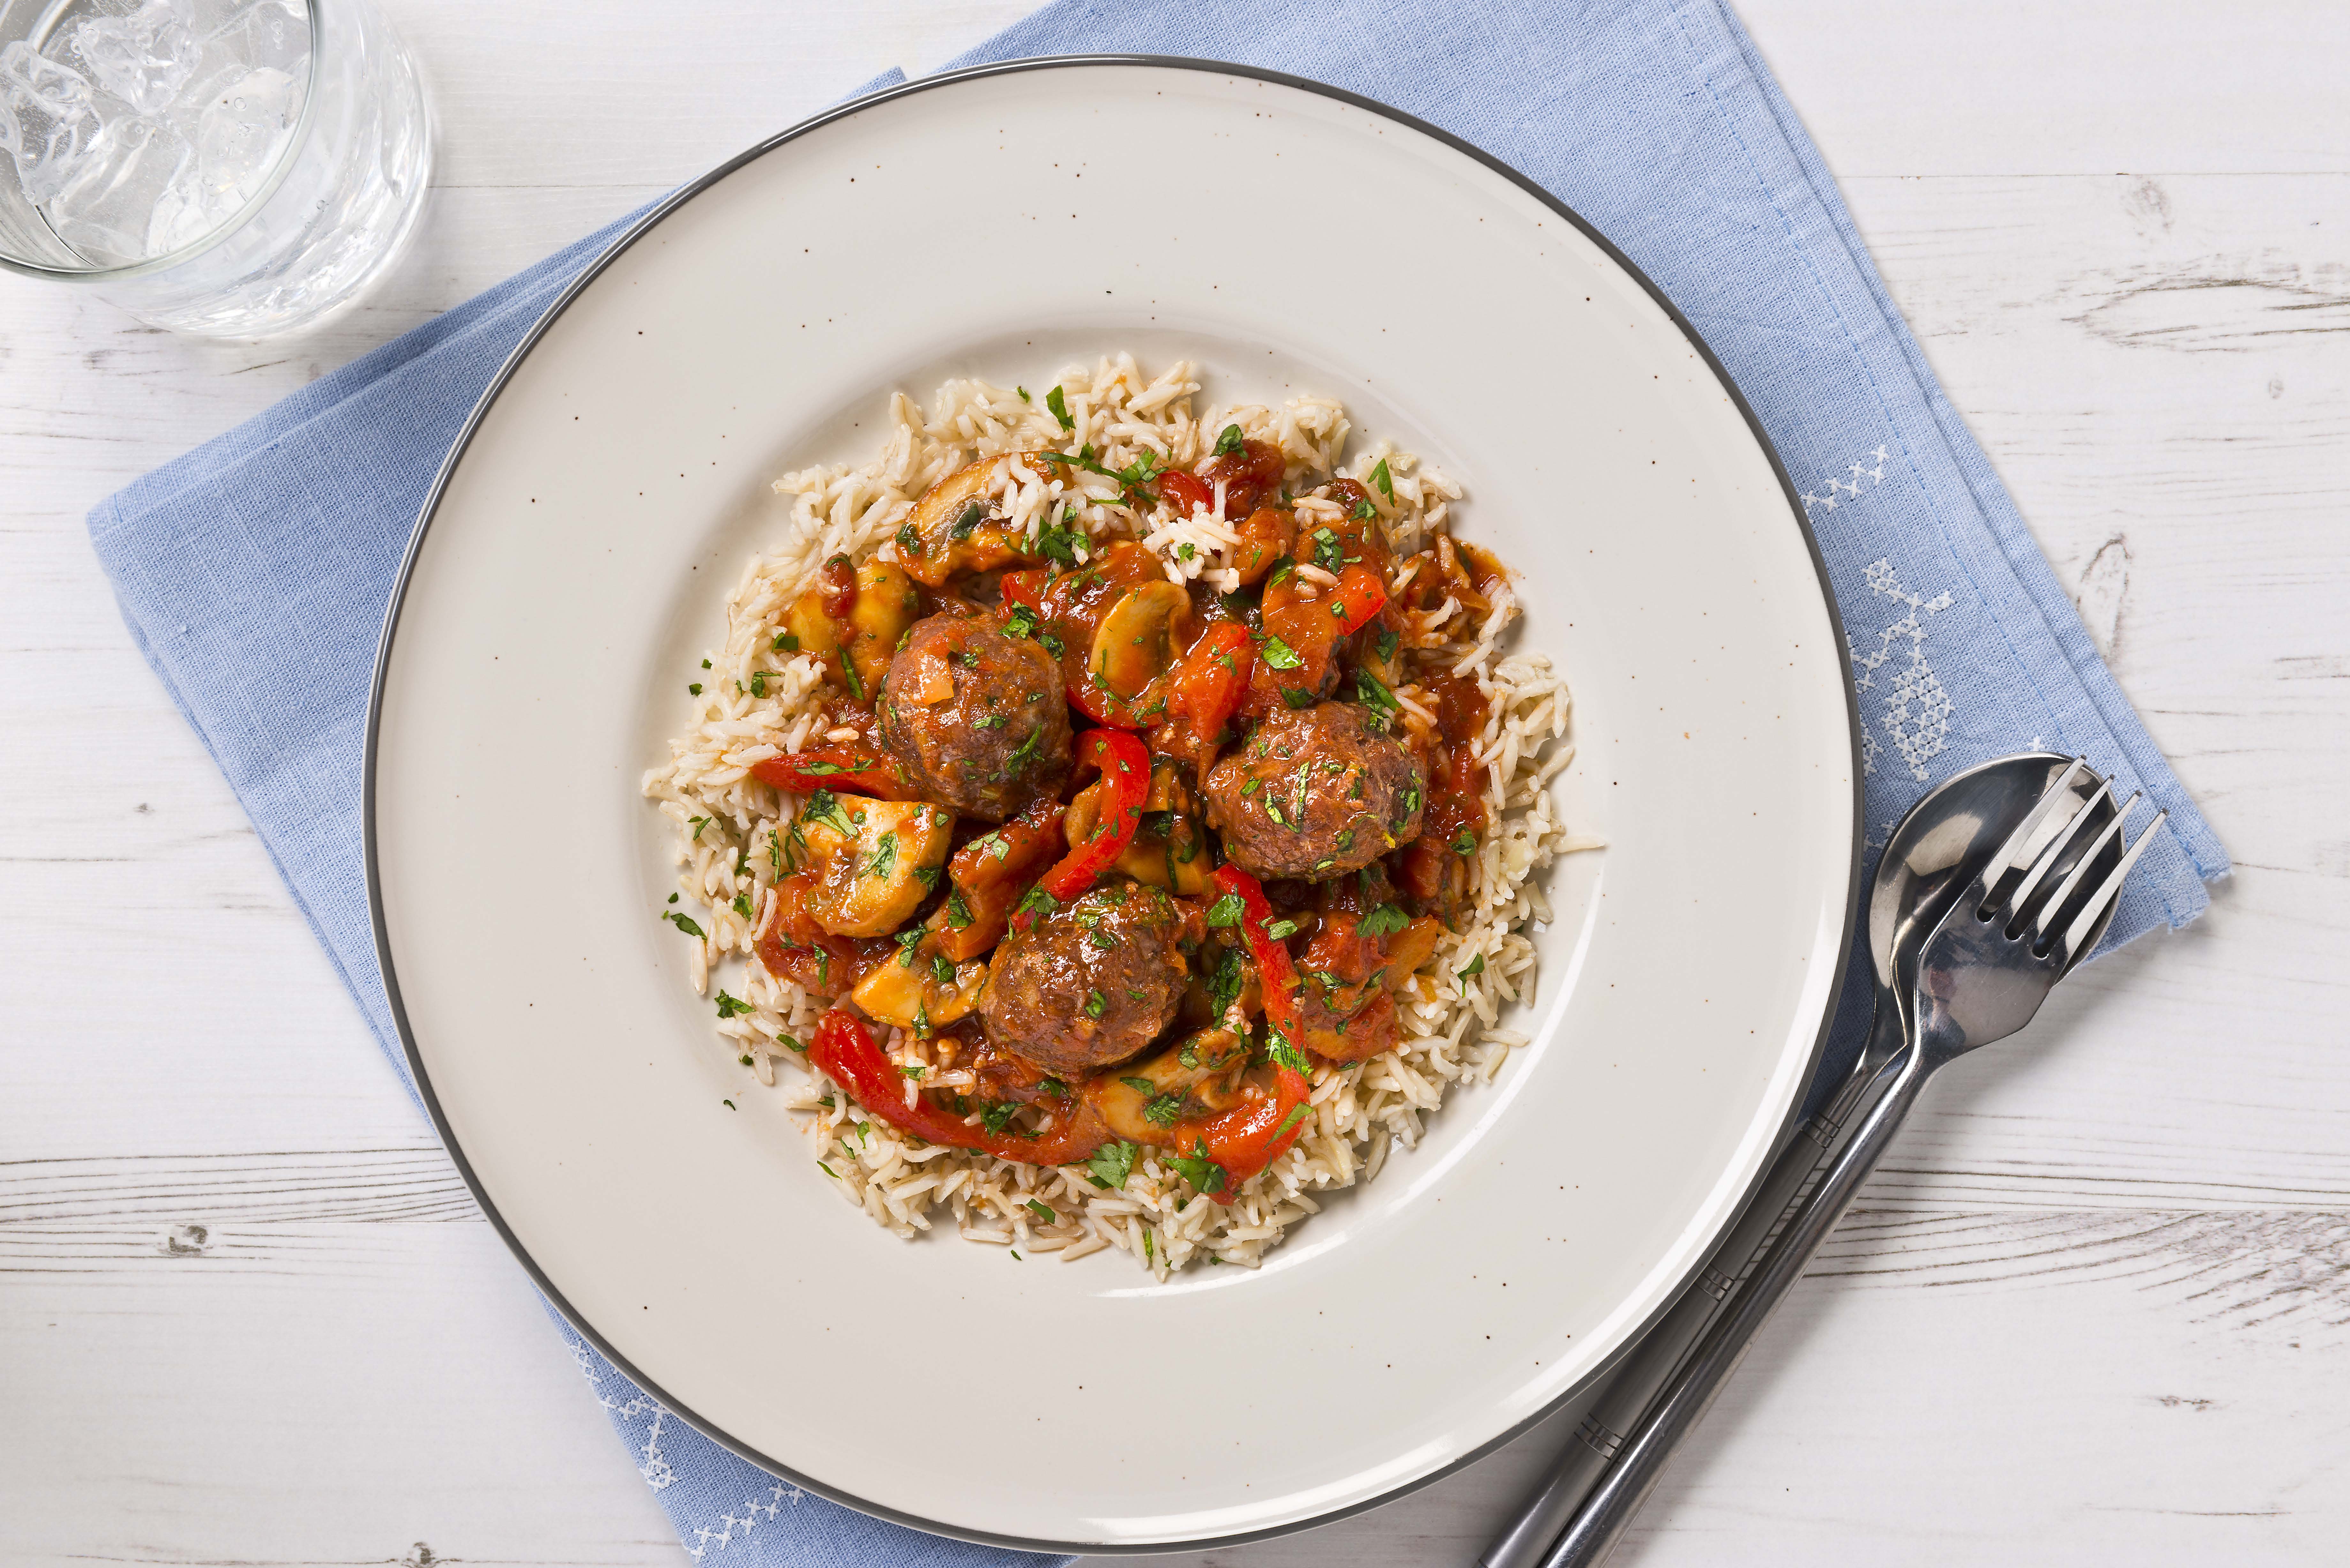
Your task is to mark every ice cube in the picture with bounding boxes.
[0,40,106,207]
[191,62,296,206]
[71,0,204,117]
[44,111,192,265]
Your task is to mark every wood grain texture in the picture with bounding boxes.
[1,1,2345,1564]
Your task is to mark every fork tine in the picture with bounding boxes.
[2054,809,2168,969]
[2002,779,2112,930]
[2030,791,2139,948]
[1969,757,2088,914]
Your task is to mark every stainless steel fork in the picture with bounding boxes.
[1534,767,2167,1568]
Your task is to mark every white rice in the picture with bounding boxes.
[642,354,1597,1277]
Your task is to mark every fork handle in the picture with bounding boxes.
[1479,1001,1905,1568]
[1535,1045,1932,1568]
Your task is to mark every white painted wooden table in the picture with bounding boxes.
[5,4,2345,1563]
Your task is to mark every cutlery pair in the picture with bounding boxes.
[1485,754,2165,1568]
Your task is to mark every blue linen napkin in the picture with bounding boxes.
[87,2,2228,1561]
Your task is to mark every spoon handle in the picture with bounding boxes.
[1480,1000,1907,1568]
[1535,1046,1933,1568]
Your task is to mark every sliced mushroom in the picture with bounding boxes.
[797,795,953,937]
[897,459,1033,587]
[1088,580,1197,699]
[843,558,918,693]
[1085,1027,1252,1146]
[850,933,989,1032]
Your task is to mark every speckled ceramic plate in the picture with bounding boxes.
[368,57,1861,1554]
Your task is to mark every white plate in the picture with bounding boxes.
[368,58,1859,1553]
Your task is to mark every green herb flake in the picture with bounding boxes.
[1260,636,1303,671]
[1360,903,1410,939]
[945,887,974,929]
[778,1033,806,1052]
[1045,384,1074,431]
[774,631,800,652]
[863,831,898,882]
[1264,1029,1312,1073]
[1355,668,1399,718]
[1264,917,1300,941]
[1453,827,1479,855]
[1458,953,1487,985]
[1084,989,1107,1019]
[981,1101,1022,1135]
[817,1159,839,1178]
[1369,457,1394,500]
[1214,423,1245,456]
[1143,1091,1184,1127]
[732,893,754,920]
[1167,1143,1228,1194]
[1026,1199,1057,1223]
[1083,1139,1138,1191]
[663,911,706,939]
[1017,385,1032,403]
[687,682,703,695]
[714,991,753,1019]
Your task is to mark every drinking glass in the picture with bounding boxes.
[0,0,431,336]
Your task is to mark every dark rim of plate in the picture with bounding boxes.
[362,53,1867,1557]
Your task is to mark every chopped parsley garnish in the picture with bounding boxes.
[1017,385,1031,403]
[931,953,957,984]
[1006,726,1045,770]
[1359,903,1410,939]
[1004,603,1039,639]
[1311,527,1344,574]
[1045,384,1074,431]
[1273,1102,1313,1139]
[817,1160,838,1177]
[1026,1199,1057,1223]
[773,630,799,652]
[701,659,712,669]
[913,863,941,889]
[732,893,754,920]
[1374,627,1399,663]
[1259,635,1303,671]
[1083,1139,1138,1191]
[1033,512,1084,566]
[838,650,866,699]
[1084,989,1107,1019]
[980,1101,1023,1135]
[1369,457,1394,500]
[1353,497,1377,520]
[1452,827,1479,855]
[800,789,854,838]
[1167,1143,1228,1194]
[1457,953,1487,985]
[1015,885,1059,919]
[1143,1091,1184,1127]
[1355,668,1399,718]
[1040,1076,1068,1099]
[1263,917,1300,941]
[663,911,705,938]
[1214,423,1245,456]
[895,520,923,557]
[1281,685,1315,709]
[945,887,974,929]
[1119,1075,1156,1096]
[714,991,753,1019]
[777,1033,805,1052]
[894,928,924,967]
[1207,945,1244,1012]
[1264,1029,1312,1073]
[950,499,987,542]
[687,682,702,695]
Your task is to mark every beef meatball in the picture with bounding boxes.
[1202,703,1426,880]
[979,881,1189,1075]
[878,612,1072,821]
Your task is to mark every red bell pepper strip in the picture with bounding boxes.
[1013,728,1150,929]
[1171,864,1317,1201]
[1326,563,1389,638]
[809,1008,1104,1162]
[1155,469,1215,517]
[1163,621,1255,757]
[749,745,910,800]
[999,568,1048,609]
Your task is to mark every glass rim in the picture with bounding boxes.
[0,0,325,283]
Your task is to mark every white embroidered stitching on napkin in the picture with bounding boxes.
[1800,444,1889,514]
[1854,558,1955,781]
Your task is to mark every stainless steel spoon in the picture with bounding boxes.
[1482,753,2120,1568]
